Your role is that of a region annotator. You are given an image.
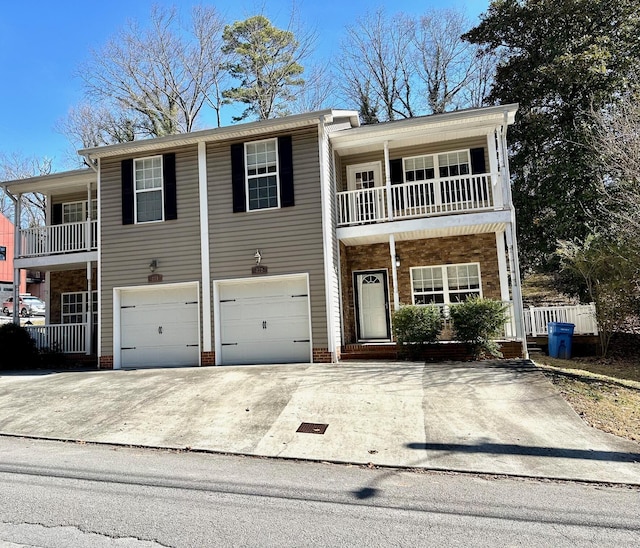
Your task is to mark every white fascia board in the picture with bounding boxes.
[79,109,360,161]
[1,169,96,195]
[15,251,98,270]
[329,104,518,152]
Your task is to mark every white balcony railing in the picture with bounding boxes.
[24,323,88,354]
[337,174,495,226]
[524,304,598,336]
[19,220,98,258]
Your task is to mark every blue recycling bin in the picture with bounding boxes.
[548,322,575,359]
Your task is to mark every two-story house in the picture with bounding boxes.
[1,104,525,368]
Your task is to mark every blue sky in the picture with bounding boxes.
[0,1,489,172]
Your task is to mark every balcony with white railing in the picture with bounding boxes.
[337,173,496,227]
[18,220,98,259]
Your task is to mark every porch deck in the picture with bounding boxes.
[17,220,98,259]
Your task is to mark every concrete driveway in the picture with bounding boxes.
[0,360,638,484]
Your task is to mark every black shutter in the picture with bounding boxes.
[390,158,403,184]
[470,148,486,175]
[278,135,294,207]
[52,203,62,225]
[121,159,134,225]
[231,143,246,213]
[163,153,177,220]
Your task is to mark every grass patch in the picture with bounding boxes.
[534,354,640,442]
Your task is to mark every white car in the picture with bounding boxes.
[2,296,46,317]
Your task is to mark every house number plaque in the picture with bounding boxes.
[148,273,163,283]
[252,265,268,275]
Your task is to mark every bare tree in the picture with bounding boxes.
[285,64,336,115]
[590,90,640,240]
[337,7,496,122]
[337,9,416,122]
[414,9,490,114]
[76,5,227,139]
[0,153,52,227]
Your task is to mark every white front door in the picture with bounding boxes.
[347,162,385,222]
[355,271,390,340]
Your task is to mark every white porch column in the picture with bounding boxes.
[500,112,528,359]
[384,141,393,221]
[86,261,92,355]
[495,231,510,302]
[389,234,400,312]
[12,193,22,324]
[488,130,504,209]
[198,142,212,356]
[85,180,92,251]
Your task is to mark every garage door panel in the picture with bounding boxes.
[218,276,311,365]
[120,285,200,368]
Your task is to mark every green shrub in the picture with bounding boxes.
[449,297,509,359]
[392,305,443,358]
[0,323,40,371]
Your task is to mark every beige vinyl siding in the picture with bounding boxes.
[99,145,202,356]
[208,126,329,348]
[337,136,490,191]
[324,135,342,350]
[52,192,96,206]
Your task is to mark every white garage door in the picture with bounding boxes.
[218,275,311,365]
[120,284,200,368]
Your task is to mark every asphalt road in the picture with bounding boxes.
[0,436,638,547]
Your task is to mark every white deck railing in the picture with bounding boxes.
[24,323,88,354]
[19,220,98,258]
[337,174,495,226]
[524,304,598,336]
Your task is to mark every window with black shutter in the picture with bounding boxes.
[231,136,294,212]
[121,153,177,224]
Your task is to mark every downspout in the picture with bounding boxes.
[500,111,529,359]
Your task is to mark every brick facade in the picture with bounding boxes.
[50,268,98,323]
[312,348,335,363]
[99,355,114,369]
[201,351,215,366]
[340,233,502,345]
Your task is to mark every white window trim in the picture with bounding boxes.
[244,138,281,212]
[134,155,165,224]
[410,262,482,306]
[61,290,98,324]
[62,199,97,224]
[403,148,472,181]
[346,161,383,191]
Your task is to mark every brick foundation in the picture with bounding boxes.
[201,351,215,366]
[99,355,114,369]
[313,348,334,363]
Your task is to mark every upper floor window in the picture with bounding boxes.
[231,135,294,213]
[121,154,176,226]
[411,263,481,306]
[245,139,279,211]
[63,200,97,223]
[404,150,470,182]
[134,156,164,223]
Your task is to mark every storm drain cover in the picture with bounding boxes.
[296,422,328,434]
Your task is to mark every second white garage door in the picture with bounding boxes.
[119,283,200,368]
[218,275,311,365]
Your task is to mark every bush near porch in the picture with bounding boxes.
[391,298,510,360]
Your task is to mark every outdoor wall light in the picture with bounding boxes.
[395,254,401,267]
[149,259,158,273]
[254,249,262,265]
